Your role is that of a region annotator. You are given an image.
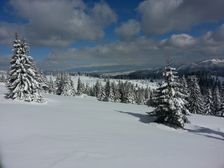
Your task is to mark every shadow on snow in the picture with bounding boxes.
[185,126,224,141]
[115,110,156,124]
[116,110,224,141]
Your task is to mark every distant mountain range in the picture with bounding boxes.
[178,59,224,73]
[106,59,224,79]
[3,58,223,78]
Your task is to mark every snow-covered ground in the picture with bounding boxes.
[0,83,224,168]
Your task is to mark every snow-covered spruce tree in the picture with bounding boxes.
[135,87,145,105]
[179,75,190,97]
[6,34,43,102]
[83,83,91,95]
[55,73,63,95]
[118,81,134,103]
[118,81,128,103]
[144,87,151,104]
[38,70,48,93]
[188,76,205,114]
[212,86,221,116]
[77,77,85,95]
[218,102,224,117]
[104,79,111,101]
[118,81,125,103]
[61,73,75,96]
[111,81,121,102]
[94,80,102,99]
[48,76,56,94]
[98,84,106,101]
[126,82,136,104]
[55,73,75,96]
[221,82,224,103]
[204,89,214,115]
[152,66,188,128]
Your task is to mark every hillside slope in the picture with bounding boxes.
[0,83,223,168]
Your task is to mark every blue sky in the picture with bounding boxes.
[0,0,224,71]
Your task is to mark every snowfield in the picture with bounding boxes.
[0,83,224,168]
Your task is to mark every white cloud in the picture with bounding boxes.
[203,24,224,43]
[0,23,24,45]
[41,37,163,70]
[137,0,224,35]
[91,1,117,27]
[2,0,117,47]
[115,19,140,40]
[41,26,224,71]
[161,34,197,48]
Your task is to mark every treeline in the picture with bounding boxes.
[148,66,224,128]
[180,75,224,117]
[45,73,153,105]
[148,73,224,118]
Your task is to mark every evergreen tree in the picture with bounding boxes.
[218,102,224,117]
[213,86,221,116]
[55,73,63,95]
[188,76,205,114]
[104,79,111,101]
[6,34,43,102]
[61,73,75,96]
[77,77,84,95]
[84,83,91,95]
[98,84,106,101]
[152,66,188,128]
[221,82,224,103]
[118,81,126,103]
[204,89,213,115]
[126,82,135,104]
[111,81,121,102]
[94,80,102,99]
[135,87,145,105]
[48,76,56,94]
[144,87,151,104]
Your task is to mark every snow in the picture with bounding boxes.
[0,83,224,168]
[178,58,224,70]
[48,75,159,90]
[201,58,224,65]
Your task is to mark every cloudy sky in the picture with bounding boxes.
[0,0,224,71]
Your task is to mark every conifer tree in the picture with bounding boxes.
[204,89,213,115]
[98,84,106,101]
[77,77,84,95]
[135,88,145,104]
[61,73,75,96]
[152,66,188,128]
[213,86,221,116]
[94,80,102,99]
[104,79,111,101]
[48,76,56,94]
[188,76,205,114]
[111,81,120,102]
[7,34,43,102]
[218,102,224,117]
[84,83,91,95]
[126,82,135,104]
[144,87,151,104]
[55,73,63,95]
[118,81,126,103]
